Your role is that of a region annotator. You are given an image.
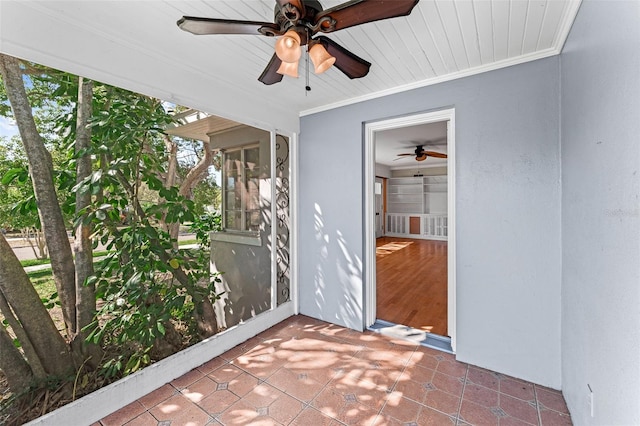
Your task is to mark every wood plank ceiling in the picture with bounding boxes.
[0,1,581,117]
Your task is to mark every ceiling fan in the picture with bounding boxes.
[177,0,419,85]
[395,145,448,162]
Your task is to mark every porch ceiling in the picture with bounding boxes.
[0,1,580,127]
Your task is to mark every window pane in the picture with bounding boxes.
[222,146,261,233]
[245,147,259,170]
[226,174,237,191]
[225,150,242,176]
[225,210,241,230]
[225,191,236,210]
[246,178,260,210]
[246,210,261,232]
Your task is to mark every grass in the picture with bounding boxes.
[27,269,57,300]
[23,243,206,300]
[20,258,52,267]
[19,240,199,268]
[179,239,198,245]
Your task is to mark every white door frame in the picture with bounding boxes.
[364,108,457,352]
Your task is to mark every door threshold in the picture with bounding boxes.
[368,319,453,354]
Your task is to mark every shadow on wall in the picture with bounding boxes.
[313,203,363,330]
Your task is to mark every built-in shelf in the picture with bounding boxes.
[387,176,447,214]
[385,176,448,240]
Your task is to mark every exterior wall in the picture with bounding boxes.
[560,1,640,424]
[209,127,272,329]
[299,57,562,388]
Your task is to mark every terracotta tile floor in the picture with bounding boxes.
[97,315,572,426]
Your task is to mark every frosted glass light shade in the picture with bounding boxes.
[277,60,299,78]
[275,30,302,63]
[309,43,335,74]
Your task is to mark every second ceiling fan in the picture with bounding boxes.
[177,0,419,85]
[396,144,448,162]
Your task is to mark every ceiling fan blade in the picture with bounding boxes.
[396,153,413,157]
[416,154,428,162]
[315,0,419,33]
[316,36,371,79]
[177,16,279,35]
[423,151,448,158]
[258,54,284,85]
[276,0,306,18]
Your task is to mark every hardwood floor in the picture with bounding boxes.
[376,237,448,336]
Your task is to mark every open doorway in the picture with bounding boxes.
[364,109,456,352]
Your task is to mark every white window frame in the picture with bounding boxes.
[221,143,260,234]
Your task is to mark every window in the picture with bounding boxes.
[222,145,260,232]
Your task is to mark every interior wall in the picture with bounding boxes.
[299,57,562,388]
[375,163,391,178]
[392,166,448,177]
[560,1,640,424]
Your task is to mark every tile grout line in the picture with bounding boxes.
[533,384,543,426]
[179,378,226,426]
[254,332,360,426]
[454,365,469,425]
[370,343,418,426]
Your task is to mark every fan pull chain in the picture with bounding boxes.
[305,30,311,93]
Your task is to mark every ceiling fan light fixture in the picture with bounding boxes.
[309,43,336,74]
[277,59,299,78]
[275,30,302,63]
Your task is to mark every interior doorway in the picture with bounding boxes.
[364,109,456,352]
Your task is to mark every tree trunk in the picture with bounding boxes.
[72,77,101,365]
[163,134,178,190]
[161,135,180,246]
[22,227,48,260]
[179,139,213,199]
[0,233,74,378]
[0,54,77,336]
[194,296,220,338]
[0,291,46,380]
[115,170,220,336]
[0,322,34,394]
[176,139,219,336]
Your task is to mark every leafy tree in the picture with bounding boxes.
[0,53,221,422]
[192,172,221,215]
[76,84,221,369]
[0,137,36,233]
[0,54,78,337]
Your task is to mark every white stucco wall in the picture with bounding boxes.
[299,57,562,388]
[560,1,640,424]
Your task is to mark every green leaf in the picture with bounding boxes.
[1,168,28,185]
[91,169,103,184]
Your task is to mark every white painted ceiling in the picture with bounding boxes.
[376,120,448,168]
[0,0,580,129]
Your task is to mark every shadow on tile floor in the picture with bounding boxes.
[96,315,572,426]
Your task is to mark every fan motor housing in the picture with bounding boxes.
[273,0,324,42]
